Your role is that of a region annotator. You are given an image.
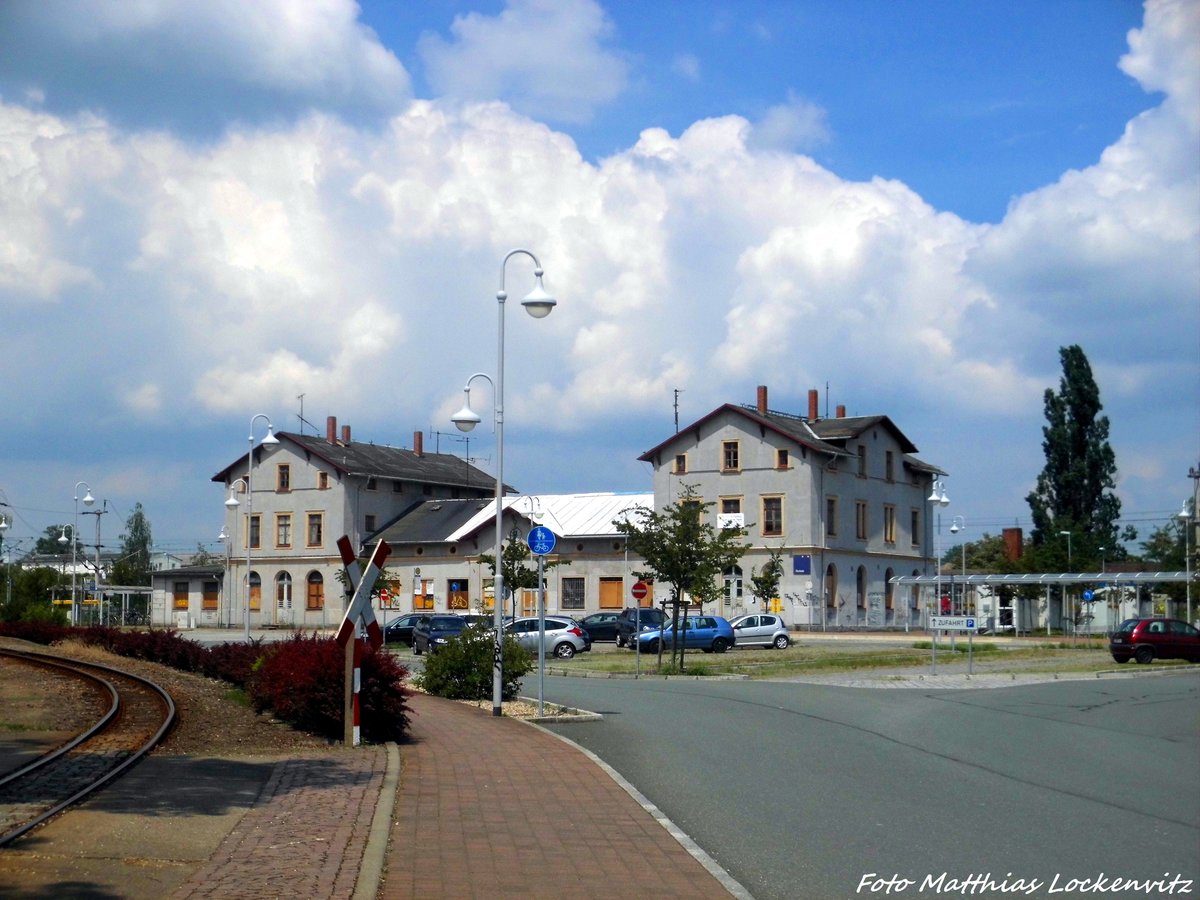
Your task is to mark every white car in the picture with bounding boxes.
[730,613,790,649]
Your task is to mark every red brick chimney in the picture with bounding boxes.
[808,389,819,420]
[414,430,424,457]
[326,416,337,444]
[836,404,846,418]
[341,425,351,444]
[756,385,768,414]
[1002,527,1024,562]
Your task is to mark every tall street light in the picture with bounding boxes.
[1180,500,1193,624]
[949,515,966,614]
[72,482,95,624]
[1058,530,1073,634]
[223,476,249,631]
[234,418,277,641]
[452,248,556,717]
[927,479,949,623]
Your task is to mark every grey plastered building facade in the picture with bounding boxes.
[370,492,653,619]
[205,416,497,630]
[639,385,945,627]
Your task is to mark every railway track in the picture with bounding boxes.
[0,648,177,847]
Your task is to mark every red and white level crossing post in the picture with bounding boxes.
[336,536,389,746]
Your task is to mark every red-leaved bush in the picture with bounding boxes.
[247,634,410,743]
[0,623,410,743]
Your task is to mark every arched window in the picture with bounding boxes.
[248,572,261,611]
[723,565,743,605]
[276,572,292,611]
[910,569,921,614]
[884,568,895,611]
[824,563,838,609]
[856,566,867,610]
[306,571,324,611]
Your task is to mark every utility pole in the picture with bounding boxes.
[82,501,109,626]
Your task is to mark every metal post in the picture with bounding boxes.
[245,414,276,641]
[537,552,545,717]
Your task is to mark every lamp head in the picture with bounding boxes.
[218,526,228,541]
[950,523,960,534]
[0,516,8,533]
[451,404,481,433]
[1179,501,1192,520]
[82,490,95,507]
[58,527,69,545]
[521,271,556,319]
[261,425,279,447]
[225,493,241,508]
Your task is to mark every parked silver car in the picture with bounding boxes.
[729,613,790,649]
[504,616,591,659]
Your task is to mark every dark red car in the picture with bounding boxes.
[1109,617,1200,664]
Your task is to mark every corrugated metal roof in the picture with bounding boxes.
[446,491,654,543]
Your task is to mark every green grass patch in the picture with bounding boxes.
[552,640,1127,679]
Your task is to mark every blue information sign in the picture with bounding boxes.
[527,525,557,556]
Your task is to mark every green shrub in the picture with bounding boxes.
[415,626,532,701]
[19,604,70,626]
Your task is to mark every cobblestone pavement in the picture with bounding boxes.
[169,749,390,899]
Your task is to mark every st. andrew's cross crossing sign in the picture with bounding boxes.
[336,536,389,650]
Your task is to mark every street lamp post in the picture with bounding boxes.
[222,475,249,630]
[218,524,230,628]
[927,479,949,622]
[236,418,277,641]
[949,515,966,615]
[0,514,9,606]
[452,248,556,717]
[1059,530,1073,635]
[1179,501,1193,625]
[72,482,95,624]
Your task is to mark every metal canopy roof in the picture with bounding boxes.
[889,572,1189,585]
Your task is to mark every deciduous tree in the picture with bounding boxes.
[110,503,153,586]
[613,484,746,670]
[1025,345,1132,566]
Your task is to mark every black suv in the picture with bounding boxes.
[615,607,666,647]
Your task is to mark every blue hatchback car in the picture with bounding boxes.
[635,615,734,654]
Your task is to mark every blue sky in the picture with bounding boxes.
[0,0,1195,559]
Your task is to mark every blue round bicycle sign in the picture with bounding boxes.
[527,525,556,556]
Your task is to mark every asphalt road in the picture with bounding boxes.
[538,673,1200,900]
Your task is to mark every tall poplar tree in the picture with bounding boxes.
[111,503,153,586]
[1025,345,1127,561]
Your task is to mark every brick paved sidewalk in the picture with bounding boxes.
[171,749,389,899]
[379,692,738,899]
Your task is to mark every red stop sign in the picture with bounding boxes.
[631,581,649,600]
